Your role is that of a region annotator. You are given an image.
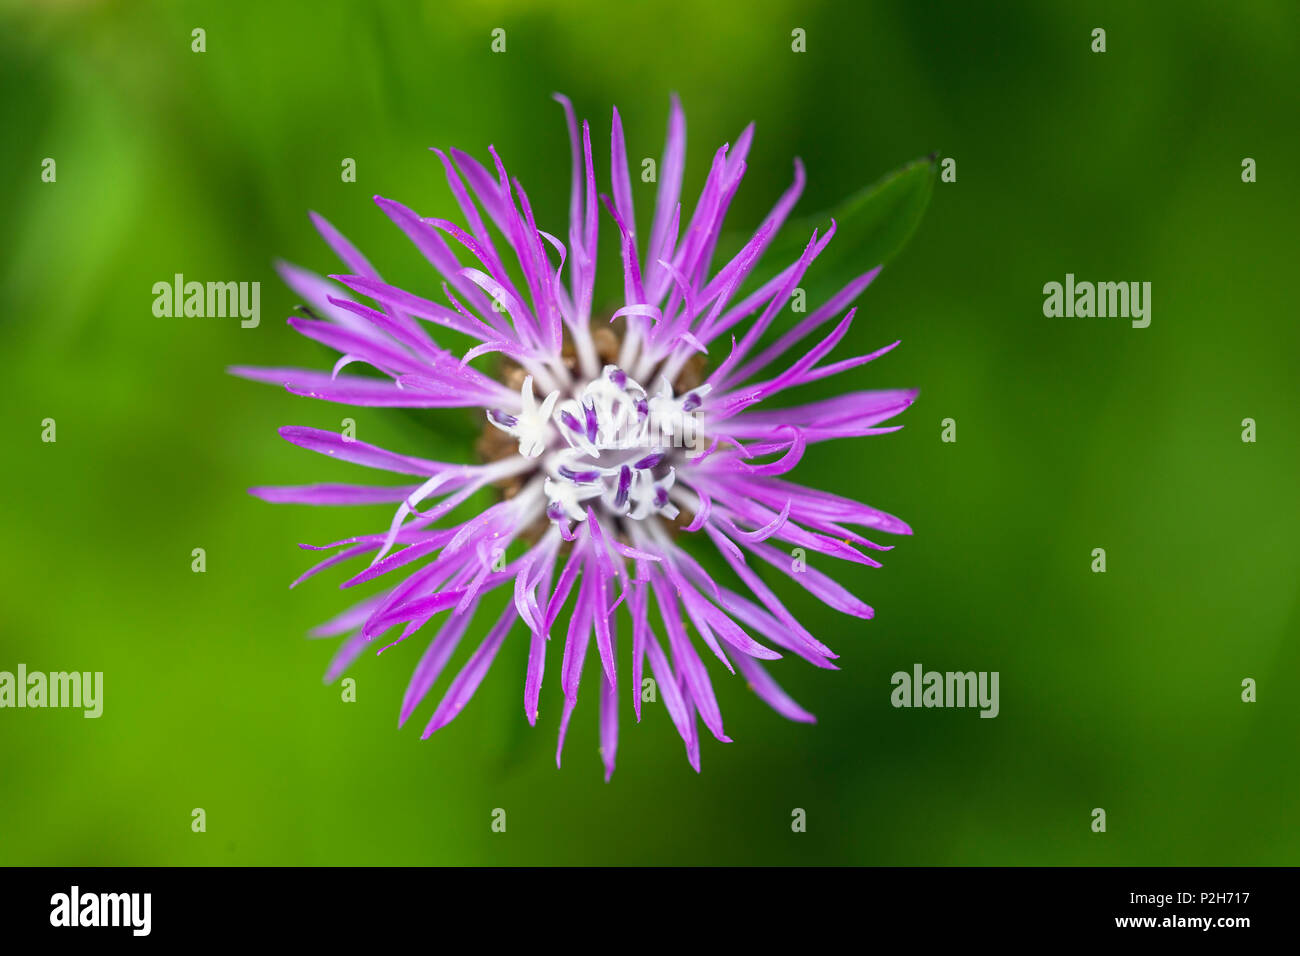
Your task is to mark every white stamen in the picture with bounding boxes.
[536,365,699,526]
[487,375,560,459]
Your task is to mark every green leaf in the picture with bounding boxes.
[759,152,937,298]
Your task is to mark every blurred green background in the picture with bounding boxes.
[2,0,1297,865]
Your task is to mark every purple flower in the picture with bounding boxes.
[234,95,916,777]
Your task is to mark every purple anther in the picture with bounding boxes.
[489,409,518,427]
[615,465,632,508]
[558,465,601,483]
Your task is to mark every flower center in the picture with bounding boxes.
[486,364,711,529]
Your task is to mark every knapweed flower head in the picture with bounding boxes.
[234,95,916,777]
